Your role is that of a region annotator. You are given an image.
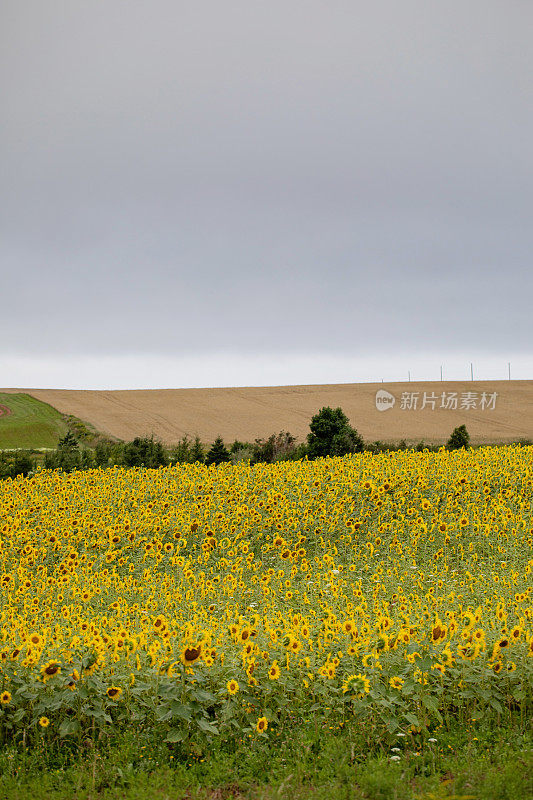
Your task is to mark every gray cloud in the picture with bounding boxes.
[2,1,532,362]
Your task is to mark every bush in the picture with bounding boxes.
[447,424,470,451]
[94,441,112,467]
[307,407,364,459]
[253,431,299,463]
[54,431,81,472]
[0,451,35,479]
[230,444,255,464]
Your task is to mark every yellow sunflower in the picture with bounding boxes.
[389,676,404,690]
[342,673,370,697]
[180,644,202,666]
[268,661,281,680]
[256,716,268,733]
[40,661,61,681]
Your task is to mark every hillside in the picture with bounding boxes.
[2,381,531,446]
[0,392,71,449]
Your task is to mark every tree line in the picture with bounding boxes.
[1,406,514,480]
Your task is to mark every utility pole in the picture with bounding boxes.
[470,363,474,381]
[408,370,411,382]
[440,365,443,381]
[508,362,511,381]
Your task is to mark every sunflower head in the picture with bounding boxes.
[256,716,268,733]
[106,686,122,700]
[227,679,239,695]
[0,691,11,705]
[41,661,61,681]
[269,662,281,680]
[39,716,50,728]
[181,644,202,666]
[342,673,370,697]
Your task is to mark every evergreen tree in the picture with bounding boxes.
[190,436,205,464]
[55,431,81,472]
[173,436,192,464]
[204,436,230,466]
[123,435,168,468]
[230,440,247,454]
[447,425,470,450]
[307,407,364,459]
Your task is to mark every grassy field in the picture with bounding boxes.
[3,380,531,446]
[1,446,532,797]
[0,725,531,799]
[0,392,71,449]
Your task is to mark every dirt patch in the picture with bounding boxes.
[0,403,12,418]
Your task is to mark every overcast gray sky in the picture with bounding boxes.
[2,1,532,388]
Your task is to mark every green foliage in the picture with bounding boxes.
[94,441,111,467]
[204,436,230,466]
[0,450,34,479]
[39,435,168,474]
[171,435,205,465]
[230,439,247,454]
[230,443,256,463]
[172,435,192,464]
[43,432,98,473]
[253,431,300,463]
[307,406,364,459]
[190,436,205,464]
[447,424,470,450]
[0,722,530,799]
[122,436,168,468]
[62,414,100,445]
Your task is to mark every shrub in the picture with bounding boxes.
[253,431,299,463]
[230,444,255,464]
[447,424,470,451]
[0,451,34,479]
[307,407,364,459]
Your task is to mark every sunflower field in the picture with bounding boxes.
[0,447,532,750]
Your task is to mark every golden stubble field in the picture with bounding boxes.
[1,380,532,445]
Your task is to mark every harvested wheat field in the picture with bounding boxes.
[2,381,532,445]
